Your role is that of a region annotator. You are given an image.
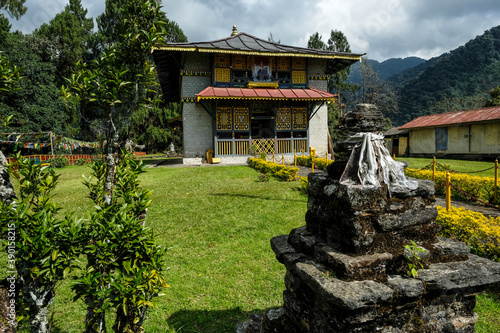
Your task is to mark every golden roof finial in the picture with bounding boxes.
[231,25,238,36]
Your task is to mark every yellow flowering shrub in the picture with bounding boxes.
[247,158,298,182]
[436,206,500,261]
[405,168,498,204]
[295,156,334,171]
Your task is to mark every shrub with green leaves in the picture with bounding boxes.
[74,153,167,333]
[247,158,298,181]
[295,155,333,170]
[0,152,83,333]
[46,156,70,168]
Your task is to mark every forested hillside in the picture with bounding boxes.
[393,25,500,125]
[348,56,426,85]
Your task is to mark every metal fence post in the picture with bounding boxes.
[433,156,436,182]
[446,172,451,211]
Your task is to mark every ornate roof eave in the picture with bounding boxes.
[153,45,363,61]
[152,31,365,61]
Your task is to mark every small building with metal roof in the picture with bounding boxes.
[152,26,364,164]
[398,106,500,159]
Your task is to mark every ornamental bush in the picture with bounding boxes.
[436,206,500,261]
[46,156,70,168]
[247,158,298,181]
[295,155,333,171]
[405,168,498,204]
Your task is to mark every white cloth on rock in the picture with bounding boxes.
[340,132,418,192]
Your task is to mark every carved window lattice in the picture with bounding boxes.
[217,107,232,131]
[292,58,306,70]
[232,55,247,70]
[293,108,307,130]
[292,71,307,84]
[233,108,249,130]
[277,57,290,71]
[214,53,230,67]
[276,108,291,131]
[215,68,231,82]
[252,139,275,154]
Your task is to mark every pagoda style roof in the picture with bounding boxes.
[196,87,336,102]
[153,31,364,61]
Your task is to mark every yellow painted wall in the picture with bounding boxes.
[409,128,435,154]
[409,122,500,155]
[399,137,408,155]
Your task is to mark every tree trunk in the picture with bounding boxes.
[0,151,16,205]
[20,279,55,333]
[84,296,107,333]
[113,305,145,333]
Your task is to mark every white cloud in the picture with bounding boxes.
[5,0,500,61]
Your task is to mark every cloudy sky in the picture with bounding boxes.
[6,0,500,61]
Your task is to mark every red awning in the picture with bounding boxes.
[196,87,335,102]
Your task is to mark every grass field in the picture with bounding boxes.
[3,161,500,332]
[397,157,498,178]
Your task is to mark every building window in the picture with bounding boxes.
[435,127,448,151]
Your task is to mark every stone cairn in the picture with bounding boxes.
[237,104,500,333]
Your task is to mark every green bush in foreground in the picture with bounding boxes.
[247,158,298,181]
[0,152,83,332]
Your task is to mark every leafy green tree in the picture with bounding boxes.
[358,58,399,115]
[0,153,83,333]
[130,103,181,153]
[0,32,68,134]
[34,0,94,84]
[73,154,166,333]
[484,86,500,107]
[0,0,26,19]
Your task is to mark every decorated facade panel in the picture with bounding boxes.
[233,108,250,131]
[216,107,233,131]
[292,108,308,130]
[276,108,292,131]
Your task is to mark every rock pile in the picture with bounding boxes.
[236,104,500,333]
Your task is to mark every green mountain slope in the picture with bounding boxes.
[393,25,500,125]
[348,57,426,85]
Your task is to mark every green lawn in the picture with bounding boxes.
[397,157,498,178]
[4,162,500,332]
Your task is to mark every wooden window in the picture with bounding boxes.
[292,108,307,130]
[233,108,249,131]
[214,53,230,67]
[217,107,232,131]
[276,108,292,131]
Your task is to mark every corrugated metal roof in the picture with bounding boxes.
[196,87,335,102]
[384,127,409,136]
[153,32,365,62]
[398,106,500,129]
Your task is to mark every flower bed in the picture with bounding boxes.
[405,168,498,204]
[295,155,333,171]
[436,206,500,261]
[247,158,298,181]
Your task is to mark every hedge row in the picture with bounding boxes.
[436,206,500,261]
[405,168,498,204]
[247,158,298,181]
[295,156,333,171]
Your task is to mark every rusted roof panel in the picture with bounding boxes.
[399,106,500,129]
[196,87,335,102]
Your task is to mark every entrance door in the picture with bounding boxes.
[251,118,275,139]
[251,118,275,154]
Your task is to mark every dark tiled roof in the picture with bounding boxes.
[154,32,364,61]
